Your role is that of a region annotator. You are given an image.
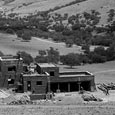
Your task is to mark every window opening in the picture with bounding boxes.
[36,81,42,85]
[8,66,16,71]
[50,71,54,76]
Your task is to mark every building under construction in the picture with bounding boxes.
[0,56,96,96]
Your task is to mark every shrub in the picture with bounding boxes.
[22,30,32,40]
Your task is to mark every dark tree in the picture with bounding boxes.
[34,56,47,63]
[106,43,115,61]
[47,47,60,64]
[94,46,106,56]
[65,37,74,47]
[22,30,32,40]
[17,51,33,65]
[60,53,80,68]
[38,50,46,56]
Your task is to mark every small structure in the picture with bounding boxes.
[0,56,23,88]
[36,63,59,77]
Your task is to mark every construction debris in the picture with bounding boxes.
[82,94,103,102]
[98,83,115,90]
[97,83,115,95]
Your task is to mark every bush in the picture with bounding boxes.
[22,30,32,40]
[16,30,24,38]
[6,28,14,34]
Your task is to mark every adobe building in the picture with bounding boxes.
[23,63,96,94]
[0,56,23,88]
[0,56,96,95]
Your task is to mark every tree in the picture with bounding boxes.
[22,30,32,40]
[53,24,64,32]
[94,46,106,56]
[60,53,80,68]
[47,47,60,64]
[6,28,15,34]
[65,37,74,47]
[16,30,24,38]
[89,52,106,63]
[17,51,33,65]
[38,50,46,56]
[72,23,81,30]
[106,43,115,61]
[108,9,115,22]
[34,56,47,63]
[81,44,90,54]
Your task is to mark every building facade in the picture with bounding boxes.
[23,63,96,94]
[0,56,23,88]
[0,56,96,94]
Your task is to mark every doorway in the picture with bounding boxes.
[27,81,31,91]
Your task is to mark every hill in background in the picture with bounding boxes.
[0,0,115,25]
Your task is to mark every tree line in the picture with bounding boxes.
[0,8,114,47]
[0,44,115,68]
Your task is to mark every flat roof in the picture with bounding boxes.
[0,56,22,61]
[59,74,92,78]
[37,63,57,68]
[59,71,93,77]
[23,73,48,77]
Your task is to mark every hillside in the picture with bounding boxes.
[0,33,82,57]
[51,0,115,25]
[0,0,114,24]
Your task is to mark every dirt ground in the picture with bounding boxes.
[0,103,115,115]
[0,90,115,115]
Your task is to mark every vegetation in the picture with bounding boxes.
[0,6,114,66]
[0,51,4,56]
[60,53,80,68]
[17,51,33,65]
[35,47,60,64]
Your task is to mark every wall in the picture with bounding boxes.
[23,75,48,94]
[36,64,59,77]
[0,59,23,88]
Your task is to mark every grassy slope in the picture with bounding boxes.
[51,0,115,25]
[1,0,115,24]
[2,0,76,16]
[59,61,115,83]
[0,33,81,57]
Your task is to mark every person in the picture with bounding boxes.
[106,87,109,95]
[79,86,84,94]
